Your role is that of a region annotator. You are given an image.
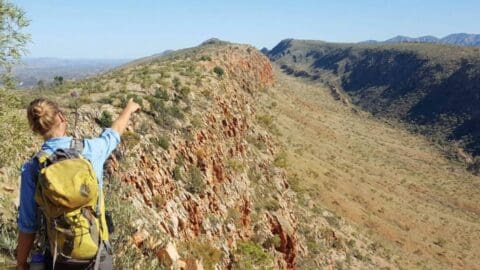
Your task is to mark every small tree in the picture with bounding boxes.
[53,76,64,86]
[0,0,31,88]
[37,80,45,90]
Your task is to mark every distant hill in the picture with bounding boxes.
[361,33,480,47]
[11,57,130,88]
[268,39,480,159]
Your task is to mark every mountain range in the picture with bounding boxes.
[361,33,480,46]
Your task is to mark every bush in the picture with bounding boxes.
[185,165,205,194]
[274,151,288,168]
[121,131,141,149]
[146,96,166,112]
[173,165,183,181]
[179,240,222,270]
[172,77,181,90]
[119,95,128,108]
[98,110,113,128]
[468,157,480,175]
[79,95,93,104]
[105,178,168,269]
[227,159,244,172]
[190,114,203,129]
[213,66,224,77]
[169,105,185,120]
[154,88,169,101]
[0,89,33,167]
[151,135,170,150]
[263,235,281,249]
[232,241,274,269]
[178,86,190,98]
[98,97,114,104]
[199,55,211,61]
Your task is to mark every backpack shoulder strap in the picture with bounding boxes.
[70,138,85,154]
[33,150,50,166]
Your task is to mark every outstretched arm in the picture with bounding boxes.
[111,98,141,135]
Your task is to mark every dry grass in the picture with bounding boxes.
[259,67,480,270]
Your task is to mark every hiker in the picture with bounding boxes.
[16,97,141,270]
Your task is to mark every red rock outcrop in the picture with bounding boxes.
[106,44,297,269]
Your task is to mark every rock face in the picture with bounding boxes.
[94,43,298,268]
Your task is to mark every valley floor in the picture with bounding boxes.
[260,67,480,270]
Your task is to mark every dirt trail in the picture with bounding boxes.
[260,67,480,270]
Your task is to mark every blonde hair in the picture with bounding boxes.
[27,98,62,137]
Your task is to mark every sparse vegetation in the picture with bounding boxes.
[258,67,480,269]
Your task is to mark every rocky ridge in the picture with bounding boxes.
[39,43,298,269]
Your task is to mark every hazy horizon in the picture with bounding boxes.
[12,0,480,58]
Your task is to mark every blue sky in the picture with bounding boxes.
[12,0,480,59]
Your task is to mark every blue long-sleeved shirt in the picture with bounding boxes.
[17,128,121,233]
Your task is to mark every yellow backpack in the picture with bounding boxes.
[34,139,109,266]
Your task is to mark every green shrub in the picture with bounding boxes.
[0,89,34,167]
[121,131,141,149]
[190,114,203,129]
[179,240,222,270]
[0,215,17,260]
[146,96,166,112]
[178,86,190,98]
[468,157,480,175]
[105,178,167,269]
[199,55,211,61]
[151,134,170,150]
[213,66,224,77]
[119,95,128,108]
[98,97,114,104]
[256,197,281,212]
[79,95,93,104]
[138,120,150,135]
[172,77,181,90]
[227,159,244,172]
[154,88,169,101]
[232,241,274,270]
[154,113,174,128]
[257,114,275,131]
[173,165,183,181]
[274,151,288,168]
[262,235,281,249]
[98,110,113,128]
[169,105,185,120]
[185,165,205,194]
